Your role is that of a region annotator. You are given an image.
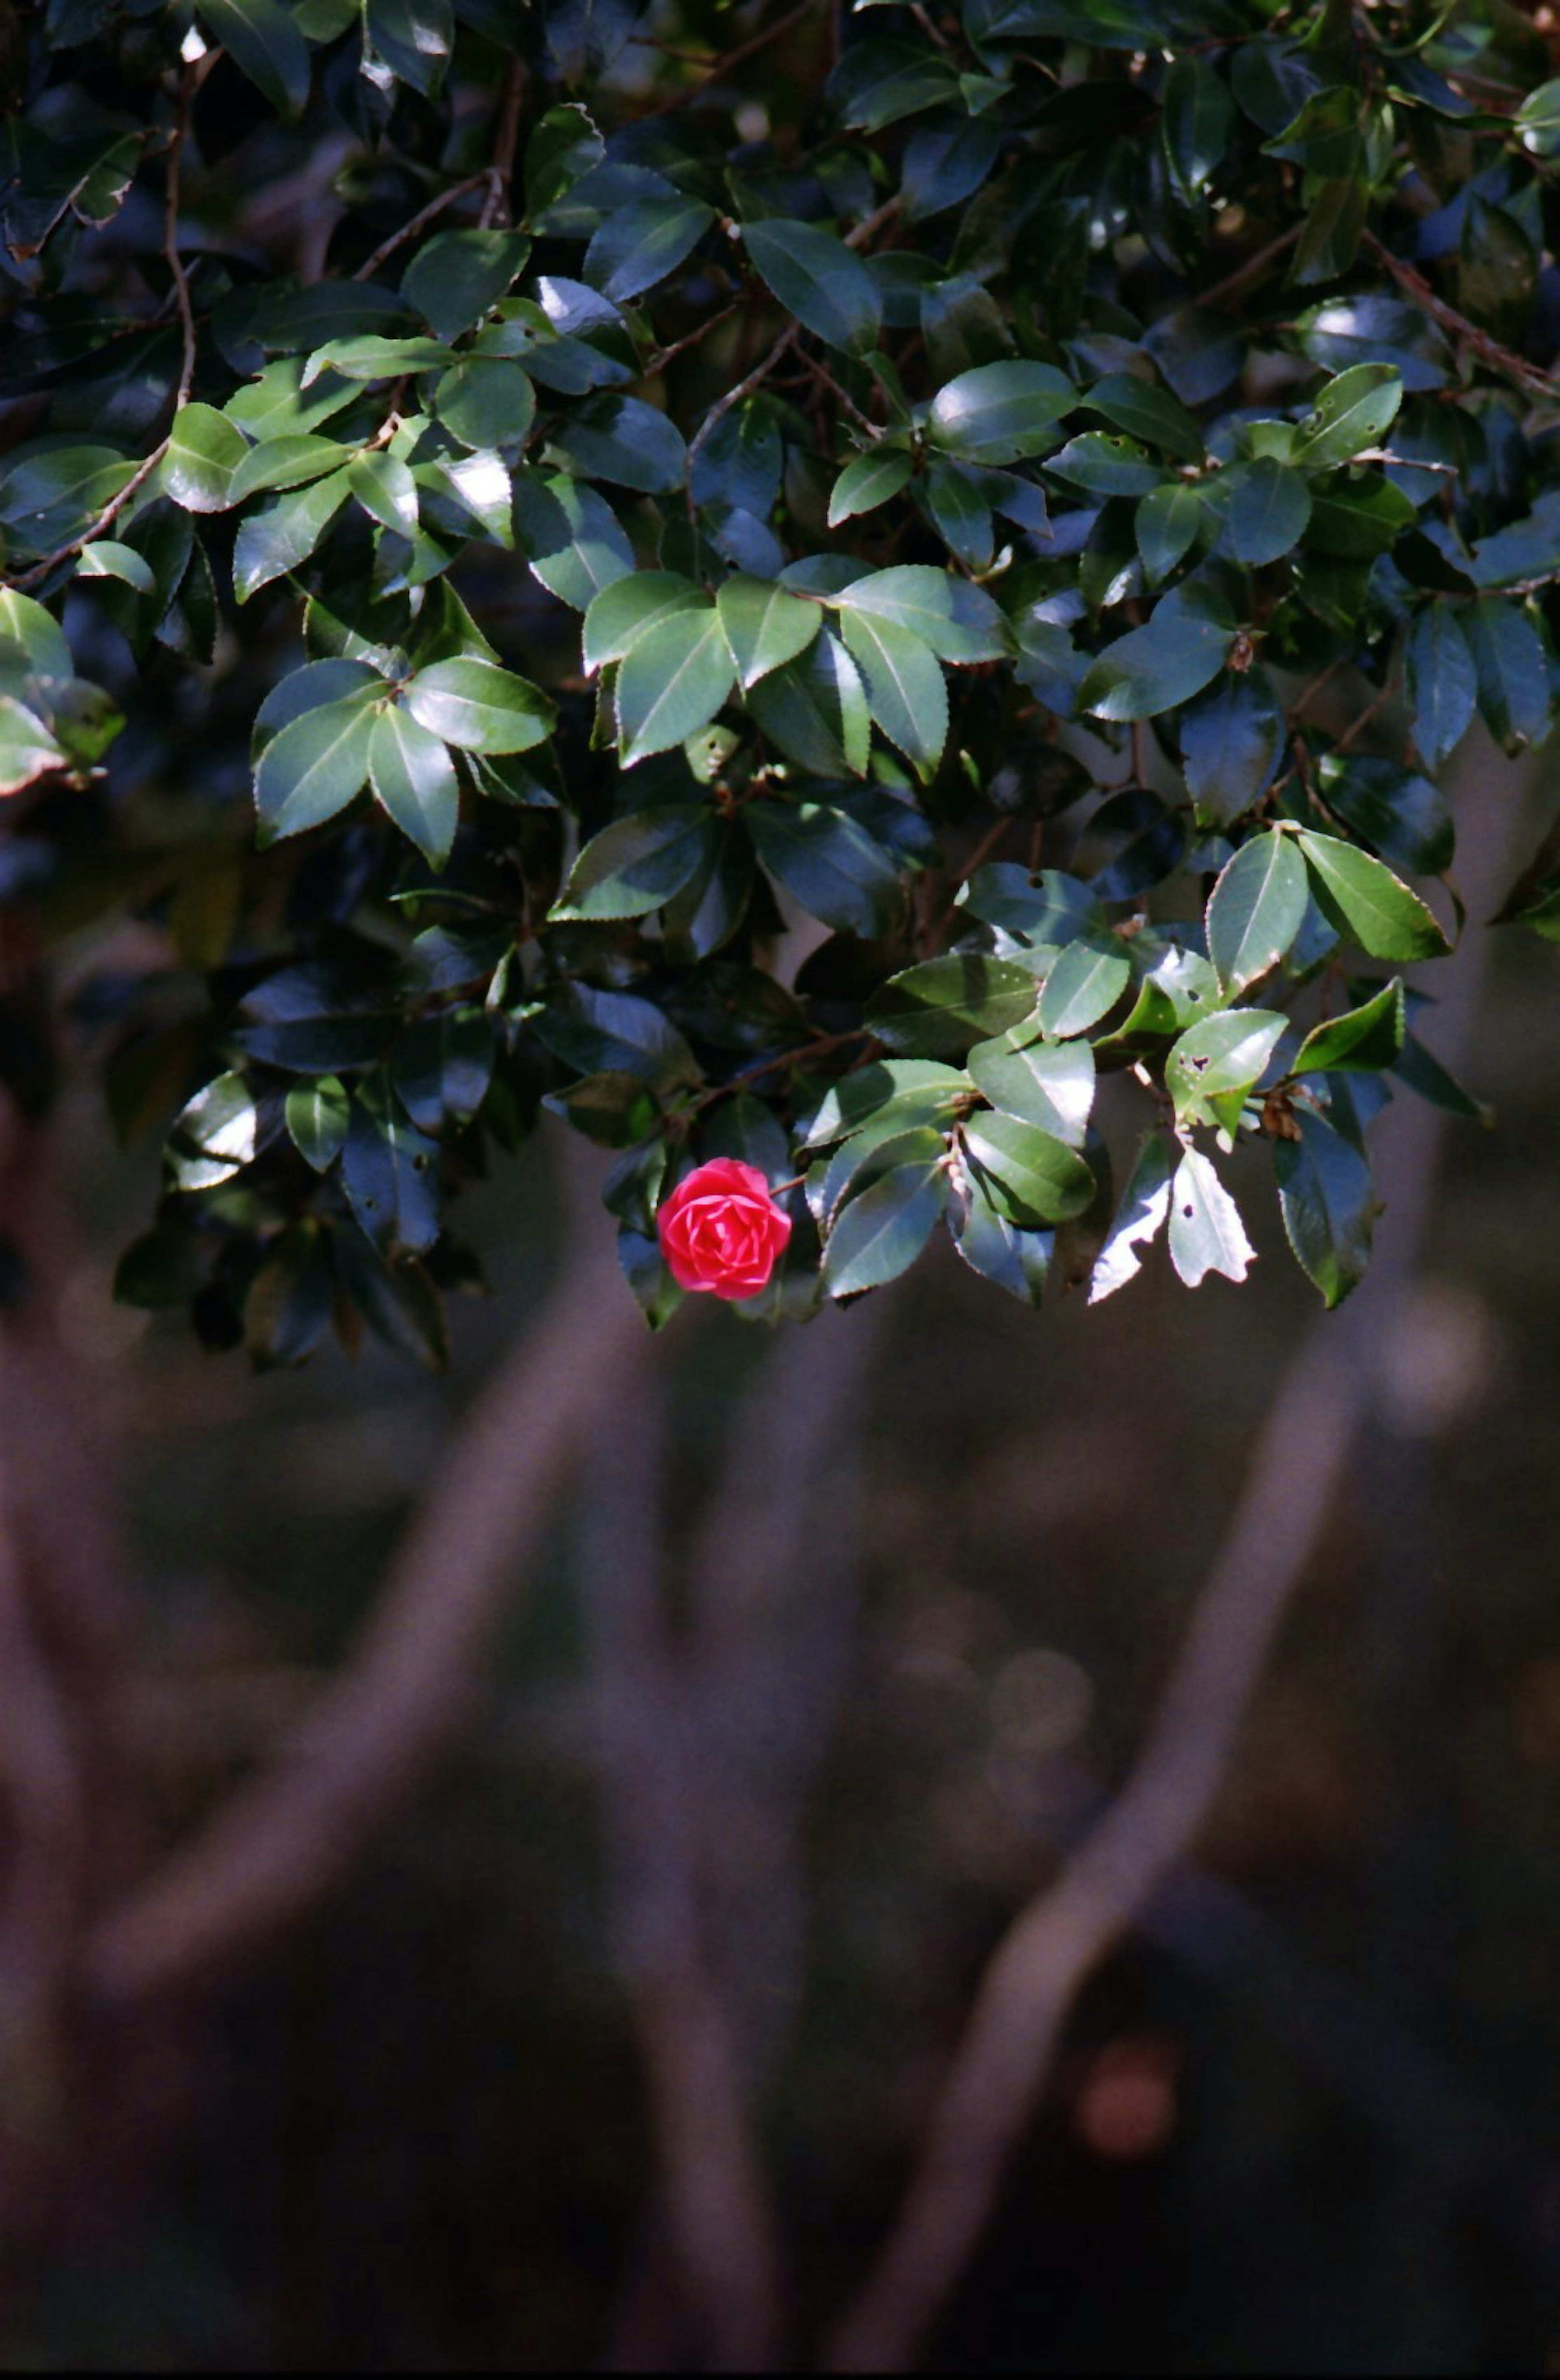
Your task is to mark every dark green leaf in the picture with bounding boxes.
[1275,1109,1373,1306]
[1088,1132,1174,1303]
[404,657,554,753]
[402,228,531,341]
[828,448,913,527]
[514,469,634,608]
[748,798,904,935]
[199,0,312,115]
[1162,54,1235,204]
[960,1110,1094,1226]
[165,403,249,513]
[368,705,460,868]
[584,196,713,304]
[1206,831,1309,993]
[716,576,822,690]
[1136,482,1208,584]
[1462,597,1550,749]
[1291,364,1403,473]
[1079,599,1233,721]
[548,394,687,493]
[342,1077,441,1255]
[1298,830,1452,961]
[1292,977,1404,1075]
[837,611,948,778]
[1084,373,1203,463]
[822,1157,947,1296]
[869,952,1036,1058]
[615,609,733,764]
[254,692,378,842]
[1036,934,1132,1038]
[286,1076,351,1171]
[927,360,1076,464]
[1223,459,1312,567]
[1179,668,1283,829]
[232,470,353,602]
[831,565,1011,662]
[744,219,883,354]
[1166,1007,1286,1123]
[1404,603,1477,768]
[363,0,453,95]
[966,1028,1094,1144]
[551,805,711,920]
[748,633,872,777]
[1315,755,1453,877]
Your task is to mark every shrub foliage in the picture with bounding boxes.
[4,0,1559,1360]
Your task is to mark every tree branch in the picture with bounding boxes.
[822,732,1533,2373]
[84,1154,648,2006]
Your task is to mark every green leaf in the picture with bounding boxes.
[547,394,687,494]
[1135,482,1208,584]
[948,1170,1053,1306]
[168,1072,264,1191]
[966,1028,1094,1145]
[1275,1110,1373,1306]
[614,608,734,765]
[525,103,604,218]
[164,403,249,513]
[716,576,822,690]
[1046,432,1167,499]
[1088,1133,1174,1304]
[514,469,634,609]
[1462,597,1550,750]
[837,611,948,778]
[303,335,453,386]
[1404,604,1477,770]
[232,963,398,1074]
[75,539,156,592]
[233,470,353,602]
[403,657,554,754]
[402,228,531,341]
[199,0,312,115]
[960,1110,1095,1226]
[747,799,904,935]
[800,1058,967,1150]
[748,631,872,776]
[363,0,453,97]
[252,658,384,761]
[228,435,351,504]
[435,357,535,453]
[1168,1147,1255,1287]
[743,219,883,354]
[831,565,1010,662]
[1036,935,1131,1038]
[1291,977,1404,1075]
[1292,175,1367,287]
[1222,458,1312,567]
[245,1225,336,1371]
[1179,668,1283,829]
[921,459,995,571]
[1079,600,1233,721]
[391,1009,494,1132]
[1206,831,1309,994]
[819,1122,949,1228]
[286,1076,351,1171]
[0,591,72,678]
[0,697,67,796]
[582,573,706,670]
[822,1157,947,1296]
[333,1235,448,1372]
[1297,830,1452,961]
[1315,755,1453,878]
[1084,373,1204,464]
[583,196,714,304]
[254,693,378,842]
[348,451,419,541]
[551,805,711,920]
[1166,1007,1287,1124]
[828,448,913,527]
[342,1078,441,1256]
[368,705,460,868]
[926,360,1076,465]
[1291,363,1403,473]
[1161,54,1235,204]
[869,952,1036,1058]
[1517,74,1560,158]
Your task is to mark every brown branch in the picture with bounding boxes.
[352,171,488,282]
[685,323,802,512]
[1362,231,1556,404]
[641,0,826,117]
[822,732,1532,2373]
[84,1145,648,2006]
[580,1354,784,2371]
[9,72,200,593]
[479,56,526,230]
[1194,222,1302,311]
[642,299,742,382]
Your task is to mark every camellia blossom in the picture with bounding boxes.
[656,1158,793,1301]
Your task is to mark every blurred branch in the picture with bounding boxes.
[824,734,1534,2373]
[86,1148,648,2005]
[581,1369,784,2373]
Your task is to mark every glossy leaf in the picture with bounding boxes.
[552,805,711,920]
[716,576,821,690]
[967,1029,1094,1145]
[368,705,459,868]
[1275,1110,1373,1306]
[960,1110,1095,1226]
[1297,831,1452,962]
[1166,1007,1287,1124]
[614,609,734,765]
[743,220,882,355]
[1291,978,1404,1076]
[1206,831,1309,994]
[254,694,377,842]
[1168,1147,1255,1287]
[927,360,1076,465]
[404,658,554,754]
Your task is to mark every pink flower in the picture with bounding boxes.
[656,1157,792,1300]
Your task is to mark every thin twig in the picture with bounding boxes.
[641,0,826,117]
[1194,222,1302,312]
[1363,230,1556,404]
[352,172,488,282]
[642,298,741,381]
[685,323,801,512]
[821,727,1530,2374]
[85,1138,649,2005]
[479,56,526,230]
[9,71,200,594]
